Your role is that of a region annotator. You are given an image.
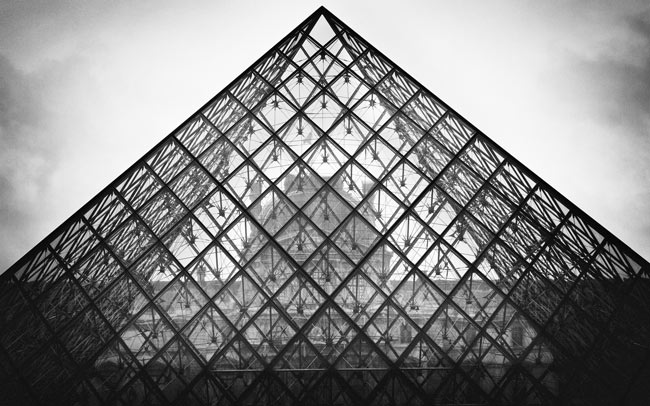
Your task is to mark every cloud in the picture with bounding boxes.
[554,7,650,258]
[616,11,650,136]
[0,54,61,270]
[560,9,650,140]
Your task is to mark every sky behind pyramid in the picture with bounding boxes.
[1,0,650,272]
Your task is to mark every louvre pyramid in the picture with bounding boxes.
[1,7,650,406]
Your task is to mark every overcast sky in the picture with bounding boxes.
[1,0,649,271]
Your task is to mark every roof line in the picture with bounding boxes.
[319,7,650,269]
[0,8,323,279]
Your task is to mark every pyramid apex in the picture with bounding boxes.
[308,5,331,20]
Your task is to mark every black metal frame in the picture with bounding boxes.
[1,6,649,405]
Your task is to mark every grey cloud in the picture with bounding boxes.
[564,10,650,139]
[577,9,650,259]
[623,11,650,129]
[0,54,59,271]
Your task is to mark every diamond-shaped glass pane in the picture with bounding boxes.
[304,91,344,131]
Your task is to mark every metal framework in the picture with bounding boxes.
[1,7,649,405]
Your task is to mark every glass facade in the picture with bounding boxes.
[1,7,649,405]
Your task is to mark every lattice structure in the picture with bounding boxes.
[1,7,649,406]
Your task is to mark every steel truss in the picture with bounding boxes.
[1,7,649,406]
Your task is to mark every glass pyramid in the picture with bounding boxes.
[1,7,649,406]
